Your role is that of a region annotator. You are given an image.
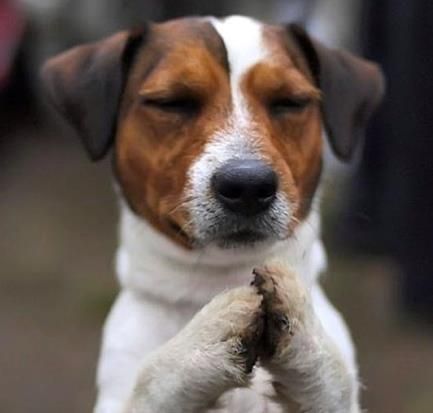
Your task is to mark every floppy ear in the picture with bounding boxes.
[288,24,385,160]
[41,29,145,161]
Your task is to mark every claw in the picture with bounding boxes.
[276,314,291,331]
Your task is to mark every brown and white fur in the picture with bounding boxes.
[41,15,384,413]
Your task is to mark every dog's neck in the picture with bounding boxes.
[115,203,327,307]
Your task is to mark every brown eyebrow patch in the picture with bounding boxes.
[244,61,321,103]
[243,24,320,103]
[138,44,226,100]
[118,18,230,115]
[262,23,318,82]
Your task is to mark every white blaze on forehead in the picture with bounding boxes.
[188,17,269,196]
[210,16,268,123]
[210,15,267,80]
[188,15,270,172]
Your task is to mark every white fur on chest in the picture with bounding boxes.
[94,203,330,413]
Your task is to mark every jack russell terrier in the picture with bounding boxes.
[42,15,384,413]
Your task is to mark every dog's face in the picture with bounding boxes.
[115,17,323,248]
[42,16,384,250]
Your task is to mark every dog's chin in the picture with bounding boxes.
[214,230,271,250]
[193,228,283,251]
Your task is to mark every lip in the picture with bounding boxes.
[214,229,269,248]
[167,219,193,245]
[166,219,269,249]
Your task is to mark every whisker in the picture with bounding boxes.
[166,195,198,217]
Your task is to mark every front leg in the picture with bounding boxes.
[254,264,360,413]
[123,286,264,413]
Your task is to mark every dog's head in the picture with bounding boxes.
[42,16,384,250]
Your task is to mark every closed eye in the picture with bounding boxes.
[141,96,200,115]
[268,97,311,115]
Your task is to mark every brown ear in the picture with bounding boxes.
[288,24,385,160]
[41,29,146,161]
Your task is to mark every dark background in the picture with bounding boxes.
[1,1,432,412]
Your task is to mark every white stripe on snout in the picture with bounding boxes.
[186,17,292,243]
[187,16,270,181]
[189,16,269,184]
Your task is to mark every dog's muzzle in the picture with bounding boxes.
[187,153,291,249]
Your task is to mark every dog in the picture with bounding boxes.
[41,15,384,413]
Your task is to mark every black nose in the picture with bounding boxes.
[211,159,278,216]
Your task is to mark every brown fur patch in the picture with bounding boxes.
[240,24,323,223]
[114,19,231,247]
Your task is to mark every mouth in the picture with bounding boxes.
[216,229,269,248]
[169,218,270,249]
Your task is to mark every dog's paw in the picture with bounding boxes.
[252,263,312,361]
[182,285,265,381]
